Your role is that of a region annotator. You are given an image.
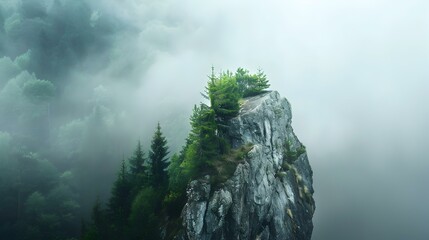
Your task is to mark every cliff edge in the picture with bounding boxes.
[178,91,315,240]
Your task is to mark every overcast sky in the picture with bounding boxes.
[124,1,429,239]
[127,2,429,238]
[1,0,429,239]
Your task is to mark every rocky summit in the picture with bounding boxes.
[176,91,315,240]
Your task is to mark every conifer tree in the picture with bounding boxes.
[235,68,270,97]
[148,123,169,189]
[128,140,147,189]
[207,71,240,146]
[83,198,108,240]
[255,69,270,93]
[107,158,131,238]
[208,71,240,122]
[180,104,219,179]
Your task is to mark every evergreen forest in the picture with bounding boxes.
[1,65,269,240]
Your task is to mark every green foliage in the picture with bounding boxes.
[163,67,270,212]
[179,141,200,183]
[165,153,188,219]
[208,71,241,126]
[283,140,306,164]
[209,143,253,186]
[82,125,171,240]
[129,140,146,176]
[24,192,46,217]
[79,66,270,240]
[163,190,186,217]
[149,123,170,189]
[235,68,270,97]
[107,159,132,238]
[167,154,187,193]
[179,104,219,181]
[128,140,147,190]
[128,187,160,240]
[0,145,81,240]
[190,104,219,161]
[205,67,270,145]
[82,199,108,240]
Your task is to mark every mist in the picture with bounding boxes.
[1,0,428,239]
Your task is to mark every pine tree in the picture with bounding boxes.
[128,140,147,188]
[180,104,219,179]
[207,71,240,146]
[83,198,108,240]
[107,158,132,238]
[208,71,240,121]
[148,123,169,189]
[235,68,270,97]
[192,104,219,161]
[255,69,270,93]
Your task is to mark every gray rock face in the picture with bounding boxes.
[179,91,315,240]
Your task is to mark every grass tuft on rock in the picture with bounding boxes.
[209,143,253,187]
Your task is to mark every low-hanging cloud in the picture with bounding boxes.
[0,0,428,239]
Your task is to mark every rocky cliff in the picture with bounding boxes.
[177,91,315,240]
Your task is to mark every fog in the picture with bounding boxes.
[1,0,428,239]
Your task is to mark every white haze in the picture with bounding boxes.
[106,1,429,239]
[2,0,429,239]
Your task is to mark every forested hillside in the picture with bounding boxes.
[0,46,269,240]
[0,1,183,239]
[82,68,269,240]
[0,2,270,239]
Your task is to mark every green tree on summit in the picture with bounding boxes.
[208,71,240,120]
[207,71,240,142]
[235,68,270,97]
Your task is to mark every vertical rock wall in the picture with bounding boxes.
[178,91,315,240]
